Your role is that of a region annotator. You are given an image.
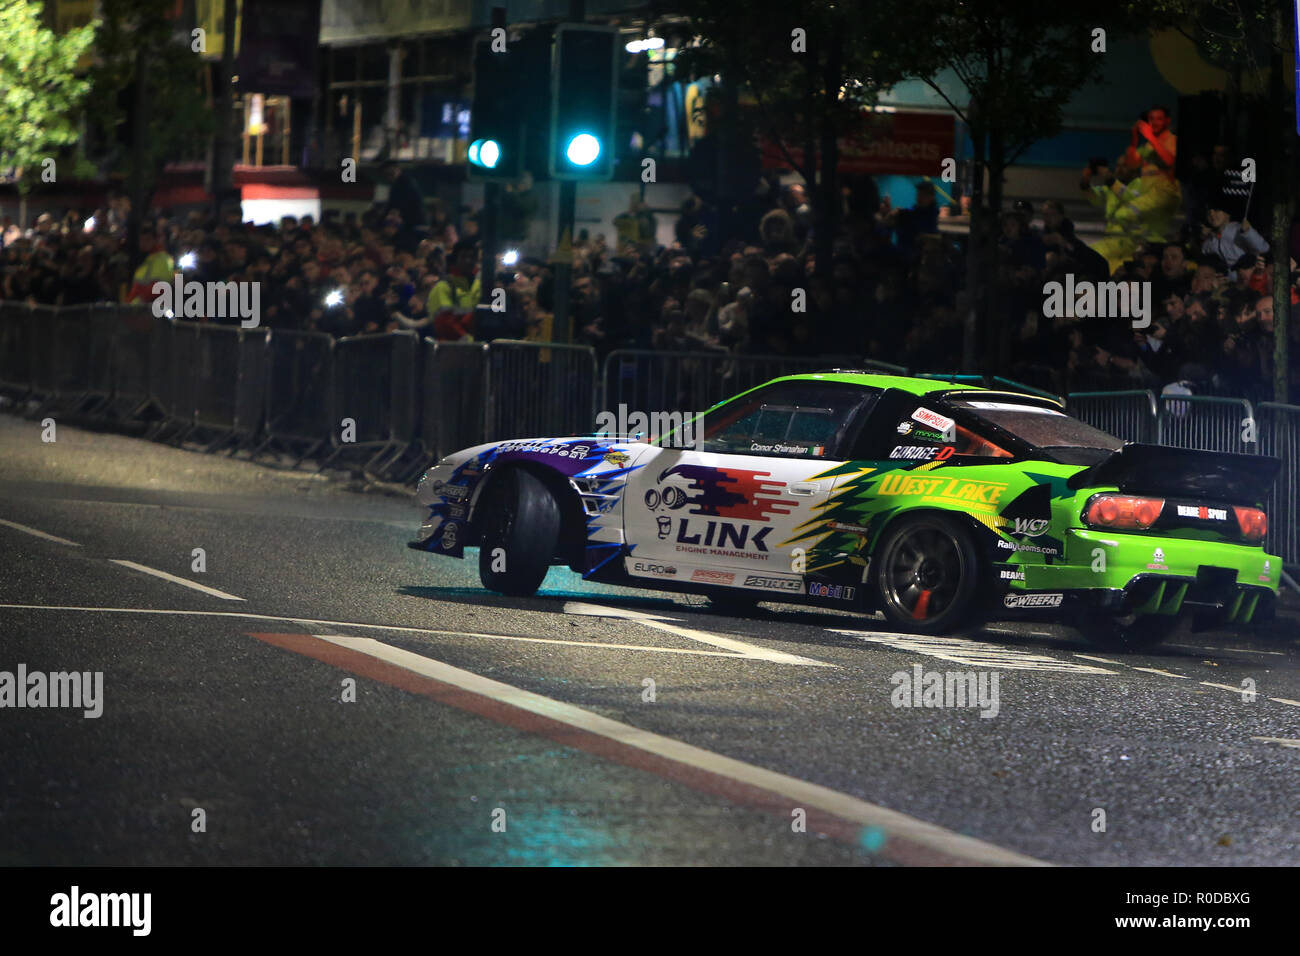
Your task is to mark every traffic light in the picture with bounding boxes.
[548,24,619,181]
[468,28,553,181]
[468,34,524,179]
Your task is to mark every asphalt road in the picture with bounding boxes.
[2,412,1299,866]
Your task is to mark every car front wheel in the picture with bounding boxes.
[478,469,561,597]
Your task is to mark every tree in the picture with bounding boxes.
[0,0,95,197]
[83,0,214,261]
[896,3,1175,371]
[673,0,929,279]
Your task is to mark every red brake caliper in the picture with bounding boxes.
[912,589,932,620]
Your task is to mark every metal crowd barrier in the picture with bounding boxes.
[1157,393,1256,455]
[152,320,201,440]
[484,339,598,443]
[0,302,159,419]
[105,306,156,420]
[0,302,33,395]
[30,304,102,412]
[419,341,488,466]
[256,329,334,462]
[398,339,599,483]
[191,323,271,451]
[1066,389,1298,572]
[1255,403,1300,570]
[324,330,420,475]
[1066,390,1159,443]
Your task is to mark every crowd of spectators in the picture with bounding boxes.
[3,131,1300,404]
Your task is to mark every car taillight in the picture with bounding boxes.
[1084,494,1165,530]
[1234,506,1268,542]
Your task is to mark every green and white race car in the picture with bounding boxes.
[412,372,1280,648]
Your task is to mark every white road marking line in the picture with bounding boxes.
[0,518,81,547]
[1168,644,1287,657]
[1073,653,1122,665]
[833,630,1115,674]
[308,633,1045,866]
[1250,736,1300,749]
[0,604,787,661]
[1198,681,1248,695]
[14,495,413,529]
[107,561,246,601]
[432,634,744,657]
[564,601,831,667]
[1083,652,1300,710]
[1130,667,1188,679]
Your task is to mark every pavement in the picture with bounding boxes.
[2,412,1298,866]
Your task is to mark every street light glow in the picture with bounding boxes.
[625,37,665,53]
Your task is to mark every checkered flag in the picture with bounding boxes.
[1217,167,1254,222]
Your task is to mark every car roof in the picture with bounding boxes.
[764,371,997,397]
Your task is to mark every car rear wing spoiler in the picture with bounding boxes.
[1065,443,1281,503]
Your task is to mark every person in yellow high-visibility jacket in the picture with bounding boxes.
[1085,107,1182,275]
[427,240,481,340]
[124,232,175,304]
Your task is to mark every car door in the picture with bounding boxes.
[621,381,879,593]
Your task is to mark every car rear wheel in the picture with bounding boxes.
[1076,611,1181,650]
[874,515,981,634]
[478,469,561,597]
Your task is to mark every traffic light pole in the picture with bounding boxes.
[551,0,585,345]
[553,181,576,343]
[480,182,499,305]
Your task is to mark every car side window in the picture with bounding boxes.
[853,393,1013,462]
[699,382,877,459]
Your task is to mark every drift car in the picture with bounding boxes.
[411,372,1280,648]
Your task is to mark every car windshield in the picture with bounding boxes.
[947,399,1122,464]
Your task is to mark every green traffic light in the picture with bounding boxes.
[468,138,501,169]
[564,133,601,166]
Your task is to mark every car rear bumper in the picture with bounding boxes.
[1001,529,1280,626]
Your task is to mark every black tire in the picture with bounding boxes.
[1076,611,1181,650]
[477,468,561,597]
[873,514,982,634]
